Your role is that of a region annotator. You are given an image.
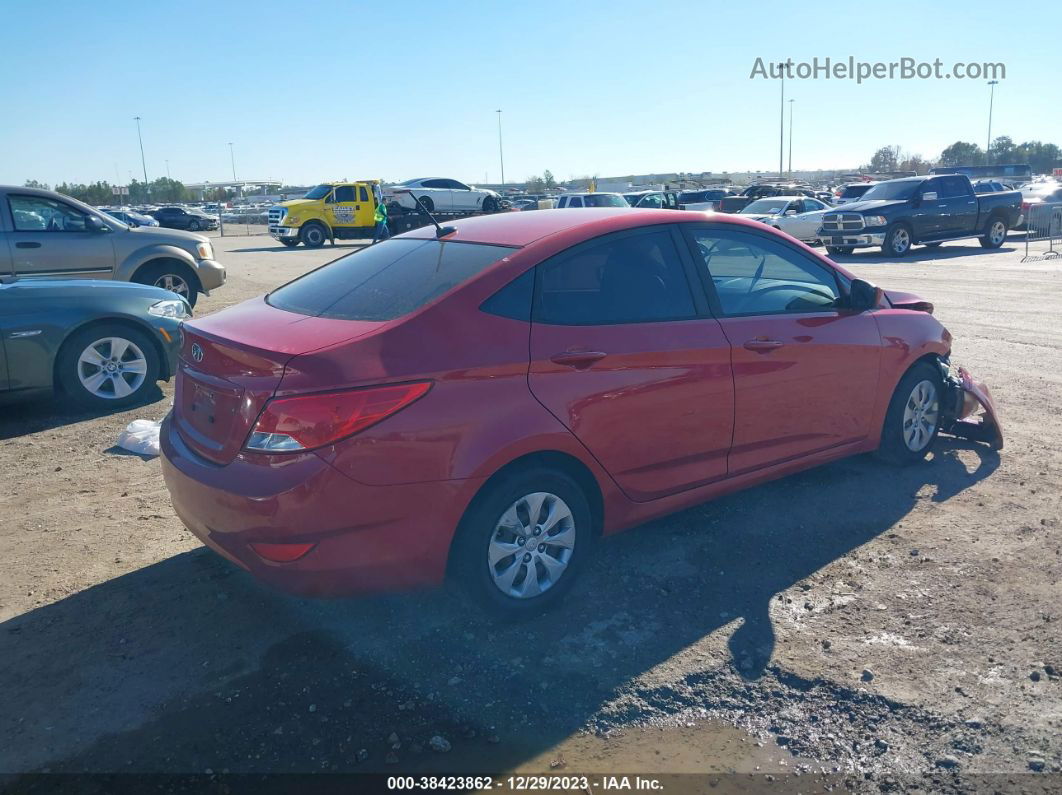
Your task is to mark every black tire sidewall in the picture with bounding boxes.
[878,362,943,465]
[419,197,434,212]
[883,224,912,257]
[454,468,593,617]
[58,323,161,408]
[980,217,1006,248]
[301,224,326,247]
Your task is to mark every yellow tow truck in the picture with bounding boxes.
[267,181,381,248]
[268,180,508,247]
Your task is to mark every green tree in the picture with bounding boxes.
[542,169,556,189]
[989,135,1015,164]
[898,154,931,175]
[939,141,983,166]
[23,179,51,190]
[869,146,901,173]
[525,176,545,193]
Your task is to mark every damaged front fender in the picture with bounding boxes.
[937,359,1004,450]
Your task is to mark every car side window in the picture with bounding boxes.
[639,194,664,209]
[689,229,840,317]
[567,197,583,208]
[9,195,89,232]
[535,229,697,325]
[359,186,369,202]
[938,177,967,199]
[334,186,356,202]
[448,180,470,190]
[422,179,448,189]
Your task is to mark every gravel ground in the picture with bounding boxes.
[1,232,1059,791]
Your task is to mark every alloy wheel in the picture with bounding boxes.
[990,221,1006,245]
[902,379,939,452]
[892,227,910,254]
[487,492,576,599]
[77,337,148,400]
[153,273,190,298]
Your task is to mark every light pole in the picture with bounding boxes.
[228,142,239,198]
[778,68,785,179]
[134,116,148,198]
[165,159,171,179]
[788,99,795,177]
[496,110,505,187]
[985,80,999,164]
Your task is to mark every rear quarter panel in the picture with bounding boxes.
[977,189,1023,227]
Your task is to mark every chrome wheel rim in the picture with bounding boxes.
[153,273,190,298]
[78,337,148,399]
[990,221,1005,245]
[902,379,939,452]
[488,492,575,599]
[892,228,910,253]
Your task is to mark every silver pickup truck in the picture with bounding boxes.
[0,186,225,306]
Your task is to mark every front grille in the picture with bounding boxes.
[822,212,866,232]
[268,208,285,225]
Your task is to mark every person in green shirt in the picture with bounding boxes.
[372,198,390,244]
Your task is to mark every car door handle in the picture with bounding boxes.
[550,351,607,369]
[743,339,784,353]
[15,241,41,248]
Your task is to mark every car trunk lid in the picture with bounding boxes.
[173,297,385,464]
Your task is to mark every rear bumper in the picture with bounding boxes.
[159,415,480,597]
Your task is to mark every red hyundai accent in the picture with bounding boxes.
[160,209,1002,613]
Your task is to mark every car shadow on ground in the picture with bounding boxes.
[832,244,1020,265]
[0,387,166,440]
[0,440,998,777]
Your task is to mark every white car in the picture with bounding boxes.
[553,192,629,208]
[388,178,501,213]
[738,196,832,244]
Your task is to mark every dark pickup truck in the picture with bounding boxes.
[817,174,1023,257]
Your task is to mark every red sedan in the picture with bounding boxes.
[160,209,1002,613]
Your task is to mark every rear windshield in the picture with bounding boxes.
[583,194,628,208]
[267,238,515,321]
[840,184,873,198]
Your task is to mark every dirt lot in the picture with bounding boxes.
[1,232,1059,791]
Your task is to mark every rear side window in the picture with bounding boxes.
[535,230,696,325]
[268,239,515,321]
[841,185,871,198]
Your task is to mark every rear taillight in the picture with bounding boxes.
[1022,201,1031,211]
[245,381,431,452]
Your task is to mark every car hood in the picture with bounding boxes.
[125,224,208,244]
[0,278,176,303]
[830,199,909,214]
[278,198,318,210]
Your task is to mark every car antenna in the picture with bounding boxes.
[398,190,457,238]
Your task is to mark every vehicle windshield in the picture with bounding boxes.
[583,194,628,208]
[268,239,516,321]
[859,181,921,201]
[840,184,873,198]
[303,185,333,200]
[679,190,725,202]
[97,210,129,228]
[741,199,788,214]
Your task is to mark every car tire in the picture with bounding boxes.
[58,323,161,409]
[452,467,594,617]
[876,361,943,466]
[133,260,200,308]
[300,222,328,248]
[418,196,435,212]
[979,216,1008,249]
[188,220,201,231]
[825,245,854,256]
[280,239,300,248]
[882,223,913,257]
[482,196,498,213]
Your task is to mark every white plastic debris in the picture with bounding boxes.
[117,419,162,457]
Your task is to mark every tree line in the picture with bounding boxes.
[21,178,235,205]
[864,137,1061,176]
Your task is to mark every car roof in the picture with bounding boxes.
[745,195,807,201]
[399,207,777,247]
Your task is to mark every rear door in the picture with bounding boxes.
[419,179,453,211]
[528,226,734,501]
[681,224,881,474]
[5,194,116,279]
[940,176,978,234]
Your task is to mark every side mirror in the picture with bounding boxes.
[85,215,109,233]
[921,191,938,202]
[848,278,883,311]
[785,209,798,215]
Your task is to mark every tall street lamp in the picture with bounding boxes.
[985,80,999,164]
[788,99,795,177]
[134,116,149,197]
[496,110,505,187]
[778,69,785,178]
[229,142,239,197]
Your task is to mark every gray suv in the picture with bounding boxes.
[0,186,225,307]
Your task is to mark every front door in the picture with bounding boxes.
[5,194,115,279]
[682,225,881,474]
[325,185,366,229]
[939,176,979,235]
[528,226,734,502]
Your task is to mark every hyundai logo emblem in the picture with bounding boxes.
[190,342,204,363]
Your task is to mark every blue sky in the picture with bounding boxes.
[0,0,1054,187]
